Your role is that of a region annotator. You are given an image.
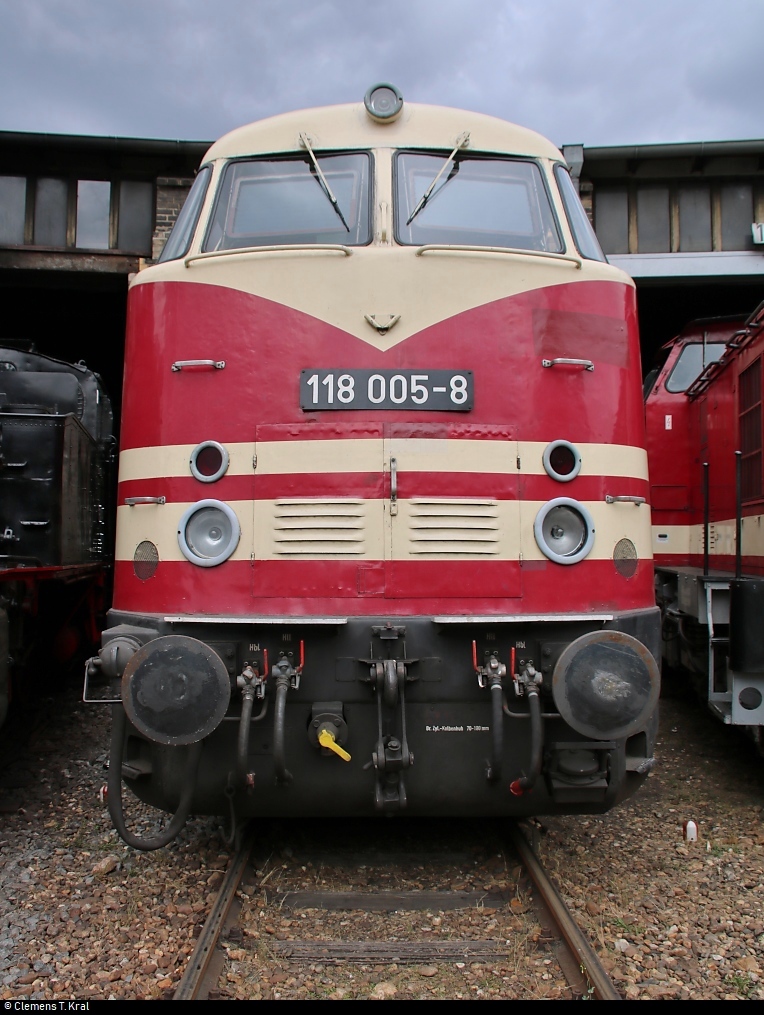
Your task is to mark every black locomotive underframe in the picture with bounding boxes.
[103,608,660,821]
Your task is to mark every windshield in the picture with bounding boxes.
[666,342,728,392]
[159,166,211,262]
[395,152,562,251]
[203,153,371,250]
[555,165,606,262]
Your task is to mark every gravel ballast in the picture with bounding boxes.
[0,680,762,1000]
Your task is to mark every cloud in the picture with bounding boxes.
[0,0,762,146]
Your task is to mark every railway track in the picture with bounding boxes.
[174,819,620,1001]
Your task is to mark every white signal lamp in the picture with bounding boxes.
[364,83,404,123]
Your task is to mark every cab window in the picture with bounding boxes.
[665,342,727,392]
[555,165,606,262]
[395,152,562,251]
[203,153,371,250]
[158,166,211,262]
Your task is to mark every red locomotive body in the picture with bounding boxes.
[89,89,660,848]
[645,302,764,736]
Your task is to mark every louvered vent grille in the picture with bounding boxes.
[407,498,500,555]
[274,499,366,556]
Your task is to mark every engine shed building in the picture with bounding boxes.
[564,139,764,372]
[0,131,207,419]
[0,129,762,409]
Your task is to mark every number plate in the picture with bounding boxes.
[301,369,473,411]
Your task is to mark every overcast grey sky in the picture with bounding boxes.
[1,0,762,149]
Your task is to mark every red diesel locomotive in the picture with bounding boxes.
[87,86,660,848]
[645,301,764,742]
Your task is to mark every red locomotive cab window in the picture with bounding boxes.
[665,342,727,393]
[203,153,372,250]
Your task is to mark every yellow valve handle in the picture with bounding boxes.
[318,728,351,762]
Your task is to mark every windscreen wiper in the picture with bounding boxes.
[406,130,471,226]
[299,132,350,232]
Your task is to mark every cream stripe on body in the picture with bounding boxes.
[116,497,652,563]
[653,516,764,559]
[119,440,648,482]
[135,245,625,353]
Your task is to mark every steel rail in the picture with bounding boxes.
[175,821,619,1000]
[508,822,621,1001]
[173,828,254,1001]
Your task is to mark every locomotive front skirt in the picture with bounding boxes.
[86,87,661,848]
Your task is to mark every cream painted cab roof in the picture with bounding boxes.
[204,102,563,163]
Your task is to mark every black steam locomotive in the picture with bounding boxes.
[0,344,114,725]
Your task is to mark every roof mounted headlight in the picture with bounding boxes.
[364,83,403,123]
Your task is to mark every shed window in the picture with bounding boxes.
[0,175,154,254]
[76,180,110,249]
[678,187,711,252]
[636,187,670,253]
[721,184,754,251]
[0,176,27,245]
[34,178,68,246]
[117,181,154,251]
[593,189,628,255]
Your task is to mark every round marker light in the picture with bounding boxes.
[178,500,240,567]
[364,83,404,123]
[534,497,595,565]
[190,440,229,483]
[543,440,581,482]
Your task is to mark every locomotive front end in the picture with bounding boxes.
[89,89,660,848]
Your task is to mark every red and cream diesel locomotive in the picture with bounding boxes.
[645,302,764,741]
[87,86,660,848]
